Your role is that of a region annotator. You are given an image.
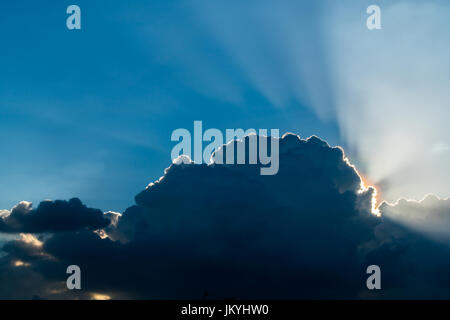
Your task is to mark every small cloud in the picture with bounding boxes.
[0,198,111,233]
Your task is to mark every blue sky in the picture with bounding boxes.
[2,0,450,212]
[0,0,340,211]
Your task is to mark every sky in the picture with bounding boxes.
[0,0,340,212]
[2,0,450,299]
[3,0,450,213]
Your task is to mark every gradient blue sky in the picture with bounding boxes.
[0,1,341,211]
[2,0,450,212]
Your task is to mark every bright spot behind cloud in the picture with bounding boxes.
[327,1,450,202]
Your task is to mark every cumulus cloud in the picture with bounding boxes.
[0,134,450,299]
[0,198,111,233]
[380,195,450,243]
[151,0,450,204]
[362,215,450,299]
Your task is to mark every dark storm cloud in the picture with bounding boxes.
[0,198,111,233]
[362,215,450,299]
[1,134,450,299]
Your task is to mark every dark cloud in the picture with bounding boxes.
[1,134,450,299]
[362,215,450,299]
[0,198,111,233]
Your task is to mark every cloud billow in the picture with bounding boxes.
[0,198,111,233]
[380,195,450,243]
[1,134,450,299]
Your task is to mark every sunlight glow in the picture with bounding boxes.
[343,156,381,217]
[13,260,31,267]
[19,233,43,247]
[91,293,111,300]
